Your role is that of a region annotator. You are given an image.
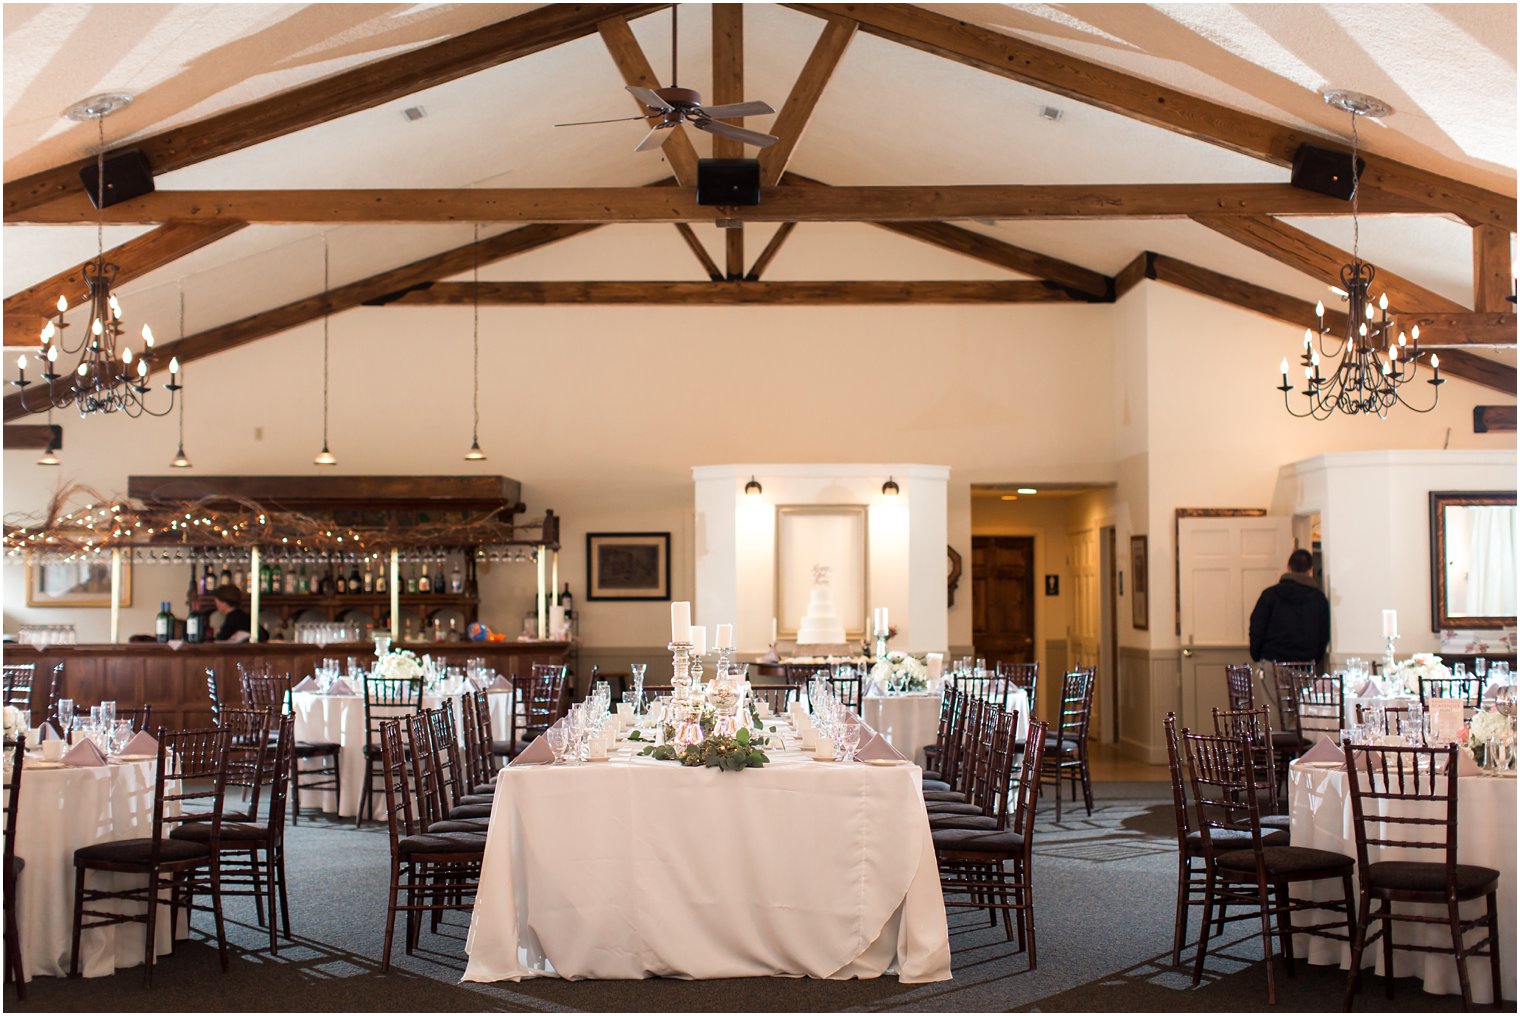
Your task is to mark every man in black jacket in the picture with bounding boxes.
[1249,549,1331,665]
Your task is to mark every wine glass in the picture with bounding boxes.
[837,720,862,762]
[546,726,570,764]
[112,720,133,753]
[99,700,116,730]
[57,698,74,738]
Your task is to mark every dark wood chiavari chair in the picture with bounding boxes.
[928,707,1022,832]
[70,728,233,987]
[923,694,989,805]
[173,714,296,954]
[1040,669,1096,821]
[406,712,489,838]
[245,670,342,825]
[1269,661,1317,751]
[920,689,959,789]
[428,708,494,815]
[115,704,154,734]
[1182,727,1356,1005]
[514,669,568,753]
[1288,671,1344,748]
[747,684,797,714]
[829,673,863,711]
[924,702,1001,819]
[358,676,424,826]
[952,668,1000,705]
[2,665,35,711]
[1418,675,1484,721]
[4,735,25,998]
[218,707,272,822]
[783,664,831,685]
[998,662,1039,738]
[460,691,500,796]
[933,717,1047,966]
[378,718,484,972]
[1342,742,1503,1009]
[1225,664,1256,711]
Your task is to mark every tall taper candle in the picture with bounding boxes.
[714,623,733,650]
[670,601,691,643]
[1382,609,1398,639]
[771,616,778,645]
[690,625,707,656]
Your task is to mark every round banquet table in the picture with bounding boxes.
[290,687,513,818]
[7,755,183,981]
[1288,760,1517,1003]
[861,687,1029,765]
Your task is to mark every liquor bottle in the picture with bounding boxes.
[155,602,173,642]
[417,566,430,594]
[319,568,335,596]
[362,563,374,594]
[203,562,216,596]
[375,566,387,595]
[350,562,362,594]
[219,564,232,588]
[257,565,268,594]
[271,562,283,595]
[433,562,446,594]
[558,583,573,612]
[403,615,415,641]
[185,610,204,643]
[449,560,464,595]
[285,564,297,595]
[335,569,347,595]
[233,565,245,590]
[447,616,460,642]
[298,565,310,596]
[432,617,445,643]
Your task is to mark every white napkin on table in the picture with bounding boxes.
[857,730,908,762]
[509,736,553,765]
[1456,748,1481,776]
[1298,739,1345,765]
[291,676,320,692]
[1353,677,1375,697]
[327,678,357,697]
[37,721,61,741]
[63,739,108,767]
[486,675,513,693]
[119,730,159,757]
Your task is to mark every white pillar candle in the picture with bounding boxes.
[671,601,691,643]
[715,623,733,649]
[1382,609,1398,639]
[109,548,122,644]
[690,625,707,656]
[771,617,778,645]
[249,545,261,644]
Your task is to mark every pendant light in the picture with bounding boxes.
[169,285,192,468]
[464,224,487,461]
[36,407,60,466]
[314,234,337,466]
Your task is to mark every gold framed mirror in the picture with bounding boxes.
[1429,490,1517,631]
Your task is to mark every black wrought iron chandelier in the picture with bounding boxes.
[1277,91,1442,420]
[9,94,181,419]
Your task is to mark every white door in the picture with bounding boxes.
[1178,515,1293,727]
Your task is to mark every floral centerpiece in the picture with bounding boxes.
[1382,652,1451,697]
[374,648,424,683]
[2,706,20,741]
[1470,709,1514,747]
[638,728,769,771]
[873,650,929,693]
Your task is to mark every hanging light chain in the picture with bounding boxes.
[472,224,481,447]
[322,234,331,450]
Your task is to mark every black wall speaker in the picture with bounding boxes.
[78,149,156,208]
[696,158,761,206]
[1290,144,1364,201]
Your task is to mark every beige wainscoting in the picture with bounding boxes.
[1117,646,1180,765]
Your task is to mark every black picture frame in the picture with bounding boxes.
[586,532,671,601]
[1130,535,1148,630]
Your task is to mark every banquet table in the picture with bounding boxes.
[1287,759,1517,1003]
[7,755,182,981]
[860,687,1029,765]
[462,720,952,984]
[290,687,513,818]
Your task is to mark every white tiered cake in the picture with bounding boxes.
[795,585,848,647]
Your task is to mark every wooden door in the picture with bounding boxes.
[972,536,1036,665]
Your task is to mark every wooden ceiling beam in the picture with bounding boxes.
[1192,213,1467,314]
[746,222,798,280]
[871,220,1109,300]
[3,4,670,217]
[3,221,246,326]
[672,223,723,280]
[14,183,1429,226]
[789,3,1515,231]
[1472,225,1514,313]
[713,3,746,278]
[2,222,601,421]
[759,18,857,188]
[3,424,60,450]
[1473,405,1517,433]
[375,279,1082,305]
[1389,312,1517,347]
[598,16,699,187]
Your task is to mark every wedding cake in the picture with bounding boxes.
[796,585,848,647]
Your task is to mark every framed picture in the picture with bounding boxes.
[26,554,132,608]
[775,505,868,640]
[586,533,670,601]
[1130,535,1148,630]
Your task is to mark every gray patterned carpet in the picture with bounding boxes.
[4,785,1482,1012]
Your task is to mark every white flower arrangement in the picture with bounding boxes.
[2,706,19,738]
[879,651,929,692]
[1469,709,1514,746]
[374,648,424,683]
[1382,653,1451,697]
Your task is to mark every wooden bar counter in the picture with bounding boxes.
[5,640,573,730]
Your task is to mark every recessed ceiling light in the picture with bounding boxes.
[402,105,427,122]
[1017,487,1038,495]
[1000,494,1019,501]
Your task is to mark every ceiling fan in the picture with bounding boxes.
[556,6,779,152]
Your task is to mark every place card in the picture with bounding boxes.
[1429,699,1464,744]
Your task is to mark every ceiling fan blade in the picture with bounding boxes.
[699,100,775,119]
[554,114,655,127]
[695,119,779,149]
[634,125,672,152]
[626,85,672,111]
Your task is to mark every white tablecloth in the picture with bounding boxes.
[8,757,182,980]
[1288,760,1517,1002]
[860,688,1030,767]
[291,689,512,818]
[462,723,952,983]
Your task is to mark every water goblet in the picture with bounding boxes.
[1454,662,1468,681]
[99,700,116,729]
[1475,657,1488,682]
[112,720,134,753]
[1399,718,1424,746]
[1339,727,1357,750]
[546,726,571,764]
[837,720,862,762]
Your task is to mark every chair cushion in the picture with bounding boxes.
[1271,731,1307,752]
[1187,826,1289,853]
[922,769,943,781]
[921,779,952,792]
[472,783,498,796]
[295,740,339,756]
[428,818,490,834]
[448,804,494,819]
[1260,813,1292,831]
[490,740,514,756]
[1043,734,1080,755]
[170,821,271,843]
[457,793,495,806]
[75,837,209,866]
[1214,845,1353,880]
[398,833,486,856]
[929,813,999,830]
[926,801,984,816]
[1366,861,1500,897]
[932,827,1026,854]
[922,790,968,803]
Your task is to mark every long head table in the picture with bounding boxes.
[462,718,952,984]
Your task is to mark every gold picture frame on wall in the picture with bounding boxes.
[26,554,132,608]
[775,505,869,641]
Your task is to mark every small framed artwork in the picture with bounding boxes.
[1130,535,1148,630]
[775,505,868,640]
[26,554,132,608]
[586,533,671,601]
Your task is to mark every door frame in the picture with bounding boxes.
[1099,525,1118,744]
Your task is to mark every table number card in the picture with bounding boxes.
[1429,698,1465,745]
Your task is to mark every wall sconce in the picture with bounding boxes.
[744,476,763,498]
[882,476,900,496]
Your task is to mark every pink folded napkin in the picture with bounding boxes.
[1353,677,1375,697]
[291,676,320,692]
[119,730,159,757]
[857,730,907,762]
[63,738,108,767]
[38,721,61,741]
[1298,739,1344,765]
[486,675,513,693]
[759,646,782,664]
[509,735,553,765]
[327,678,357,697]
[1456,748,1481,777]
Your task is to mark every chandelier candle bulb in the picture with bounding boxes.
[14,355,24,383]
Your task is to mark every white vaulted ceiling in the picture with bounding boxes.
[2,3,1515,376]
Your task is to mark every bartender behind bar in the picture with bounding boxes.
[211,584,267,642]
